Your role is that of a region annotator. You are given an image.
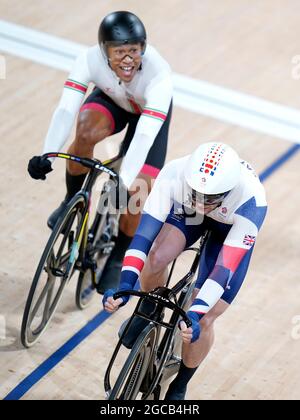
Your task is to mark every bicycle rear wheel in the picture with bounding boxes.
[75,268,96,309]
[108,323,157,400]
[21,195,85,348]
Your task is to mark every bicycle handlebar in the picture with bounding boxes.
[42,152,119,179]
[113,289,192,328]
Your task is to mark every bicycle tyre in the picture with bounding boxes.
[75,181,117,308]
[75,268,95,310]
[156,279,197,391]
[21,194,86,348]
[108,323,157,400]
[169,279,196,361]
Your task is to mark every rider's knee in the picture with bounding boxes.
[148,248,168,274]
[199,313,216,330]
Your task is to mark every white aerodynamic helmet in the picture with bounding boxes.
[184,142,241,196]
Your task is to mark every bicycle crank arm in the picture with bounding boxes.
[50,268,65,277]
[95,241,115,253]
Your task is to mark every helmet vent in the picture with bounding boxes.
[113,25,121,36]
[129,23,135,34]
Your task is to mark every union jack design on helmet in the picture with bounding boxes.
[184,142,241,195]
[200,143,226,176]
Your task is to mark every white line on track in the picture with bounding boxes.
[1,19,300,143]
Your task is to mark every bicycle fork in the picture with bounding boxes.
[65,211,89,279]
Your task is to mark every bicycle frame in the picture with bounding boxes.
[21,152,124,347]
[42,152,121,279]
[104,231,209,399]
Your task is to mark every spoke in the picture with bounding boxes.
[47,249,55,268]
[49,277,67,314]
[55,213,76,264]
[41,279,55,324]
[60,250,72,264]
[28,274,55,325]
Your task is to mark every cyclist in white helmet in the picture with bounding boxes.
[103,142,268,400]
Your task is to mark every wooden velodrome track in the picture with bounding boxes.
[1,0,300,400]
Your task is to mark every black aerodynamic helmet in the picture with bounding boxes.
[98,11,147,53]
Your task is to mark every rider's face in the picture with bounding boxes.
[188,190,223,215]
[107,44,143,82]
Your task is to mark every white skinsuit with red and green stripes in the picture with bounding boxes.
[41,44,173,189]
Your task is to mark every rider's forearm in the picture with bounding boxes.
[42,107,76,154]
[119,212,164,290]
[119,133,154,189]
[120,76,172,189]
[189,276,227,321]
[189,230,257,321]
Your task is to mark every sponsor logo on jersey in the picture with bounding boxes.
[241,160,258,177]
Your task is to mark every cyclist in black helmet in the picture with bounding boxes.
[28,11,173,293]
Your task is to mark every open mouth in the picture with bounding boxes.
[119,66,135,78]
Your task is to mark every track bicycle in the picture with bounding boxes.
[104,231,208,400]
[21,152,122,348]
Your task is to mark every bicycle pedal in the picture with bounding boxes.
[50,268,65,277]
[82,259,97,271]
[96,241,115,254]
[100,232,111,243]
[169,354,181,363]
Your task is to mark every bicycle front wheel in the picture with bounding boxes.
[75,182,118,308]
[170,279,196,360]
[21,195,86,348]
[108,323,157,400]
